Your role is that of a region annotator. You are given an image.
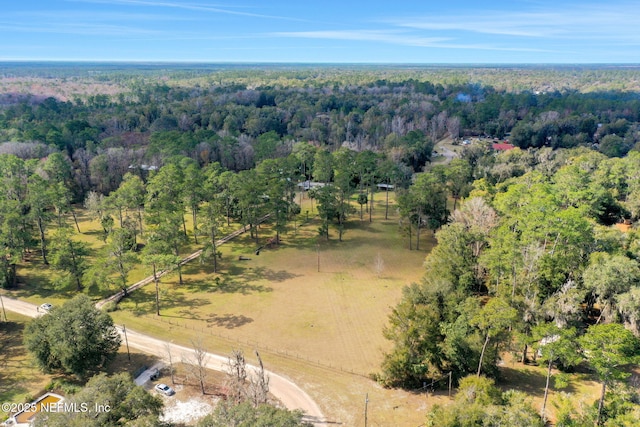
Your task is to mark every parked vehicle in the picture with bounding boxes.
[149,368,159,381]
[155,383,175,396]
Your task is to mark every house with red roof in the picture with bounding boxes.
[492,142,515,151]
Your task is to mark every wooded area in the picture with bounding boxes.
[2,64,640,426]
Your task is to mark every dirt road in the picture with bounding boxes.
[436,144,458,163]
[96,215,270,310]
[433,136,460,165]
[1,296,325,425]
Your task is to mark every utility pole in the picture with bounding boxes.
[122,324,131,361]
[448,371,453,397]
[317,242,320,272]
[0,292,6,322]
[364,393,369,427]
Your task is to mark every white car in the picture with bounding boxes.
[39,303,53,313]
[155,383,175,396]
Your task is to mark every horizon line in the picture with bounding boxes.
[2,60,640,67]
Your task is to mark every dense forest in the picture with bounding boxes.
[2,64,640,425]
[0,65,639,203]
[382,148,640,425]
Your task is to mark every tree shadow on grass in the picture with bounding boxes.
[345,220,383,234]
[0,322,32,403]
[11,279,77,301]
[155,294,211,320]
[207,274,273,295]
[184,264,299,295]
[252,266,300,282]
[106,352,158,378]
[81,229,106,238]
[0,324,26,357]
[0,381,29,406]
[121,286,210,319]
[205,313,254,329]
[499,365,581,397]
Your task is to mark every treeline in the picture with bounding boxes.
[0,137,422,293]
[1,71,640,202]
[2,64,640,91]
[381,148,640,425]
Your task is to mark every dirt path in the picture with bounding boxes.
[433,137,459,164]
[96,215,269,309]
[1,296,326,425]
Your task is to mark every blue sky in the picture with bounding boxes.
[2,0,640,63]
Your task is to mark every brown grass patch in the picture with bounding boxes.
[109,192,436,425]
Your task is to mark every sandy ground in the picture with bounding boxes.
[1,296,325,425]
[159,391,217,425]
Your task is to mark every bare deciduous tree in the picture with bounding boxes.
[164,343,175,385]
[225,349,270,407]
[183,338,209,394]
[247,351,270,407]
[446,116,461,140]
[226,349,247,404]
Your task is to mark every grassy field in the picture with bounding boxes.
[105,191,438,425]
[498,353,600,423]
[0,312,54,420]
[5,190,433,424]
[12,205,234,307]
[115,211,428,373]
[5,190,603,425]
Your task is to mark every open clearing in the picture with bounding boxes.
[115,204,429,376]
[108,191,437,425]
[5,190,602,425]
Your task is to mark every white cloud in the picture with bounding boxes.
[271,29,555,53]
[394,15,559,38]
[272,30,450,47]
[68,0,307,22]
[390,4,640,43]
[0,21,162,37]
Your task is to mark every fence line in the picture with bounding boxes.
[141,313,370,379]
[97,215,270,309]
[101,211,371,379]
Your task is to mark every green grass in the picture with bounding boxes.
[0,311,161,421]
[5,192,605,425]
[0,313,53,420]
[106,191,436,425]
[114,192,428,374]
[499,354,601,423]
[12,206,242,308]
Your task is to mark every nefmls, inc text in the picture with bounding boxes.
[40,402,111,413]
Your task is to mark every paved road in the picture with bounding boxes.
[2,296,326,425]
